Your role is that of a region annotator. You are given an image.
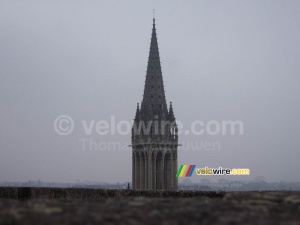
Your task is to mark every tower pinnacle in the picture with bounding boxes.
[141,16,168,119]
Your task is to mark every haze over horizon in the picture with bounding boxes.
[0,0,299,184]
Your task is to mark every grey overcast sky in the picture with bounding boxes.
[0,0,299,183]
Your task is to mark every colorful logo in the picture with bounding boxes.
[176,165,251,177]
[176,164,196,177]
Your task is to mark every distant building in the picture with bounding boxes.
[131,18,179,190]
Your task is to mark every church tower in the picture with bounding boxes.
[131,17,178,190]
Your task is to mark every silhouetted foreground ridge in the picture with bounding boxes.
[0,187,300,225]
[0,187,224,199]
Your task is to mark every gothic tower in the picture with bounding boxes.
[131,18,178,190]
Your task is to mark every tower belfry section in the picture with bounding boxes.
[131,18,178,190]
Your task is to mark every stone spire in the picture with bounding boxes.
[141,17,168,120]
[131,16,179,191]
